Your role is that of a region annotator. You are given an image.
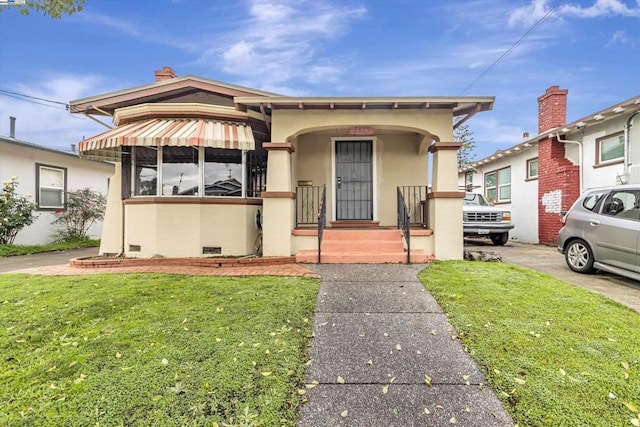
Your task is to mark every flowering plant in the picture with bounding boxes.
[0,177,38,244]
[52,188,106,242]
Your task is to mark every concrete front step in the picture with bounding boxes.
[295,250,432,264]
[322,229,402,241]
[321,240,404,253]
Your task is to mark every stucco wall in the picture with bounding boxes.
[124,201,261,258]
[0,140,114,245]
[459,145,539,244]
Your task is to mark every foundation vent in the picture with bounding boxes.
[203,246,222,255]
[129,245,141,252]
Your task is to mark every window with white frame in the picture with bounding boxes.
[36,163,66,209]
[485,167,511,203]
[527,158,538,180]
[597,132,624,165]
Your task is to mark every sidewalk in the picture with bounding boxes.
[298,264,513,426]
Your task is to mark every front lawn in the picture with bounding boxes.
[420,261,640,427]
[0,273,319,426]
[0,239,100,257]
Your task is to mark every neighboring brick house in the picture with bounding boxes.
[0,120,114,245]
[459,86,640,245]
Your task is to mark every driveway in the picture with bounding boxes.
[464,239,640,313]
[0,247,99,273]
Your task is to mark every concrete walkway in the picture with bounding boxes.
[298,264,513,427]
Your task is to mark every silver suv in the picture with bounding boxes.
[558,184,640,281]
[463,193,514,246]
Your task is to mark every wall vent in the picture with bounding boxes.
[203,246,222,255]
[129,245,141,252]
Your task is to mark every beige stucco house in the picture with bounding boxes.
[70,67,494,262]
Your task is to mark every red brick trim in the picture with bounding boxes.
[263,142,295,153]
[70,256,296,269]
[292,229,318,236]
[261,191,296,199]
[428,142,462,153]
[123,197,263,205]
[427,191,465,199]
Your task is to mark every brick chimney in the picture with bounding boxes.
[536,86,579,246]
[537,85,568,134]
[154,66,177,82]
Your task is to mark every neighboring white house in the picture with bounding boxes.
[459,86,640,245]
[0,124,115,245]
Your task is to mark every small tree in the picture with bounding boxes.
[0,177,38,245]
[1,0,86,18]
[455,122,476,169]
[52,188,106,242]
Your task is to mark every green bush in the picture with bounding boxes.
[52,188,106,242]
[0,177,38,244]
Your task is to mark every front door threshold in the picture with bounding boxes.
[330,221,380,228]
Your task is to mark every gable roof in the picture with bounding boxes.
[1,135,83,160]
[460,94,640,173]
[69,76,281,116]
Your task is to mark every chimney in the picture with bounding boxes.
[70,144,76,153]
[537,85,568,134]
[9,116,16,138]
[154,66,177,82]
[523,132,529,140]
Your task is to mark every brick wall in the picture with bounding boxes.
[537,86,580,245]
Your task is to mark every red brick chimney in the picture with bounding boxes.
[537,85,568,134]
[536,86,580,245]
[154,66,177,82]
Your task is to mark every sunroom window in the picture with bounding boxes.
[162,146,199,196]
[204,148,242,197]
[134,147,158,196]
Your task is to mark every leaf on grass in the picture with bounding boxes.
[116,352,121,359]
[559,368,566,376]
[631,419,640,427]
[161,358,169,365]
[622,362,630,370]
[305,359,313,366]
[382,385,389,394]
[151,395,163,401]
[623,402,639,412]
[494,369,501,375]
[261,372,272,376]
[68,361,77,368]
[341,410,348,418]
[515,378,526,385]
[297,389,306,395]
[609,392,616,399]
[215,338,222,342]
[337,376,345,384]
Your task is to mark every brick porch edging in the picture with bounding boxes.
[70,256,297,269]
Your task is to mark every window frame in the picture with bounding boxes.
[484,166,511,204]
[35,163,67,210]
[595,131,624,166]
[526,157,538,180]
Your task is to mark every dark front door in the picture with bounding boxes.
[335,140,373,220]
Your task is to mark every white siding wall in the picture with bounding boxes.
[0,140,114,245]
[460,146,539,243]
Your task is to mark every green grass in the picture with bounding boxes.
[0,273,319,426]
[419,261,640,427]
[0,239,100,257]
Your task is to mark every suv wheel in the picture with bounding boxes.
[490,232,509,246]
[565,239,594,274]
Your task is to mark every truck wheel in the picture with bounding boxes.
[490,232,509,246]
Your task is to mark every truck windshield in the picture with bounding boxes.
[464,193,490,206]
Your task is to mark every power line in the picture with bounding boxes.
[459,0,567,95]
[0,88,69,109]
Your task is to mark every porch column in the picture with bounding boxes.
[262,142,295,257]
[99,162,124,255]
[428,142,464,260]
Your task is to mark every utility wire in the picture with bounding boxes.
[459,0,567,95]
[0,88,70,109]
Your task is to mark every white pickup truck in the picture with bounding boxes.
[463,193,514,245]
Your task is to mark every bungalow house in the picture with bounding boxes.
[0,118,114,245]
[70,67,494,262]
[459,86,640,245]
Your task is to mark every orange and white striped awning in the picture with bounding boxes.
[78,118,255,161]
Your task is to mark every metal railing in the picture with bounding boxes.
[295,186,324,227]
[397,187,411,264]
[317,186,327,264]
[397,185,429,228]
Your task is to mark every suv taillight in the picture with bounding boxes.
[561,212,569,225]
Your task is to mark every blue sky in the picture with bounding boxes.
[0,0,638,160]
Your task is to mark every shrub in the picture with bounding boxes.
[52,188,106,242]
[0,177,38,244]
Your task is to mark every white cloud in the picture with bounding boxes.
[0,74,116,150]
[509,0,640,27]
[606,29,637,45]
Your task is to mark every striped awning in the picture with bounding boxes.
[78,118,255,161]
